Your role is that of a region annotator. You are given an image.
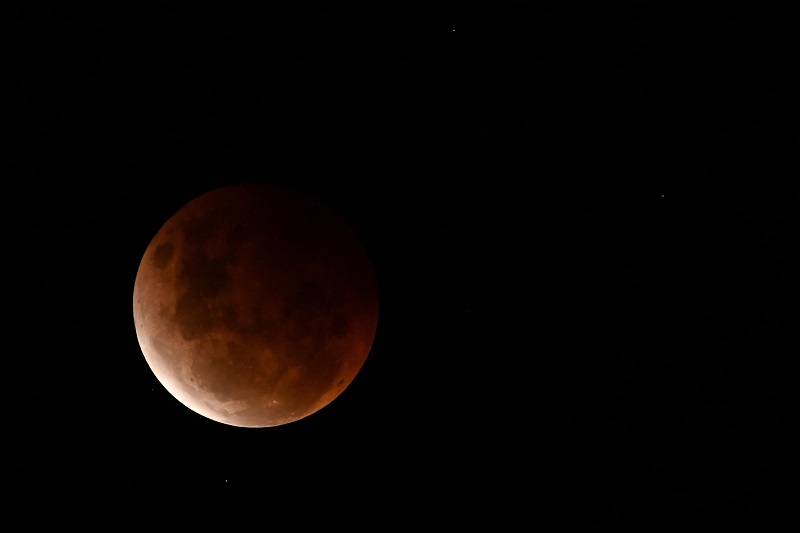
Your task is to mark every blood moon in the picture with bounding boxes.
[133,183,379,427]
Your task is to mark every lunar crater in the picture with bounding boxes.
[152,242,174,268]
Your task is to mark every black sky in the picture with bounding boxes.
[6,3,799,529]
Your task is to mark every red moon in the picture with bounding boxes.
[132,183,379,427]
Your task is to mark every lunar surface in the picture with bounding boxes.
[133,183,379,427]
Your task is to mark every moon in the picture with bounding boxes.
[133,183,379,427]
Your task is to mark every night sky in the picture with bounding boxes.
[7,3,798,528]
